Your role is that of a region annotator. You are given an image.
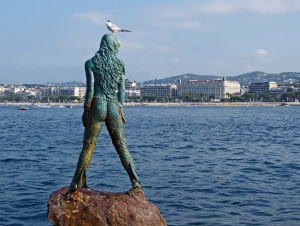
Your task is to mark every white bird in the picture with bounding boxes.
[106,20,131,33]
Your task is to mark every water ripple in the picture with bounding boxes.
[1,106,300,225]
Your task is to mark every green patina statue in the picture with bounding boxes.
[66,34,142,194]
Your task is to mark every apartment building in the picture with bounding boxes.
[249,82,277,94]
[125,79,140,98]
[60,87,86,99]
[140,84,177,100]
[177,78,240,99]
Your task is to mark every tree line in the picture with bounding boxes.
[0,94,80,103]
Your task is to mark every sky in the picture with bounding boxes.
[1,0,300,84]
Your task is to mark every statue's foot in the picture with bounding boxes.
[82,183,89,189]
[65,181,78,195]
[132,181,143,190]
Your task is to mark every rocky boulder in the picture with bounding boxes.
[47,186,166,226]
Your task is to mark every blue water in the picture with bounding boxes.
[0,105,300,225]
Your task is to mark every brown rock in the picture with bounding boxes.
[47,186,167,226]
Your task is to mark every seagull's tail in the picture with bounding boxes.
[119,29,131,32]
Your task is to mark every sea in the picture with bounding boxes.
[0,105,299,225]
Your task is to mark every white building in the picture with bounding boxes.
[140,84,177,100]
[125,79,140,98]
[59,87,86,99]
[177,78,240,99]
[2,86,26,98]
[0,86,5,98]
[42,87,60,99]
[35,91,43,100]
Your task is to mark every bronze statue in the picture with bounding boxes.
[66,34,142,194]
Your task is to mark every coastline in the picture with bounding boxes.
[1,102,300,107]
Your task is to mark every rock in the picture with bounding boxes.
[47,186,167,226]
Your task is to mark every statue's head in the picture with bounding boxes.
[99,34,121,55]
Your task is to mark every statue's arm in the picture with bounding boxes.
[117,75,125,106]
[84,59,95,109]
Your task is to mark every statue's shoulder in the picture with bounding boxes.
[85,59,94,69]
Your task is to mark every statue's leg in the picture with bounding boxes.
[66,121,104,194]
[106,101,142,190]
[66,100,107,194]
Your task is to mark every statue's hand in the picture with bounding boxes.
[82,108,90,127]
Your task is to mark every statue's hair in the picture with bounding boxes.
[92,34,125,98]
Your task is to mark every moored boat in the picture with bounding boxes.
[18,105,29,110]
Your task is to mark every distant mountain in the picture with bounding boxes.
[45,81,86,87]
[142,73,221,85]
[227,71,300,86]
[142,71,300,86]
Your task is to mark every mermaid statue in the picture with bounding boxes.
[66,34,142,194]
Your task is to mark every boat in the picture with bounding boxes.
[280,103,290,106]
[66,105,73,108]
[18,105,29,110]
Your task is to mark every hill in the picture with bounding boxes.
[142,71,300,86]
[142,73,220,85]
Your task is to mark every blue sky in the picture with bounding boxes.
[1,0,300,84]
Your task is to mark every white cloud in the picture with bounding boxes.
[70,12,109,26]
[244,0,300,14]
[151,0,300,20]
[195,1,242,15]
[254,48,268,58]
[253,48,275,63]
[194,0,297,15]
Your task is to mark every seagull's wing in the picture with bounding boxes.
[110,23,121,31]
[106,21,131,33]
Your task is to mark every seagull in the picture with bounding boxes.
[106,20,131,33]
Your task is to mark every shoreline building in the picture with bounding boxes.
[140,84,177,100]
[0,85,5,98]
[177,77,240,99]
[249,82,277,95]
[60,87,86,99]
[125,79,140,98]
[42,87,60,99]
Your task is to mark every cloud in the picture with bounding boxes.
[193,0,300,15]
[254,48,268,58]
[151,0,300,20]
[243,0,300,14]
[253,48,274,62]
[145,0,300,33]
[70,12,109,26]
